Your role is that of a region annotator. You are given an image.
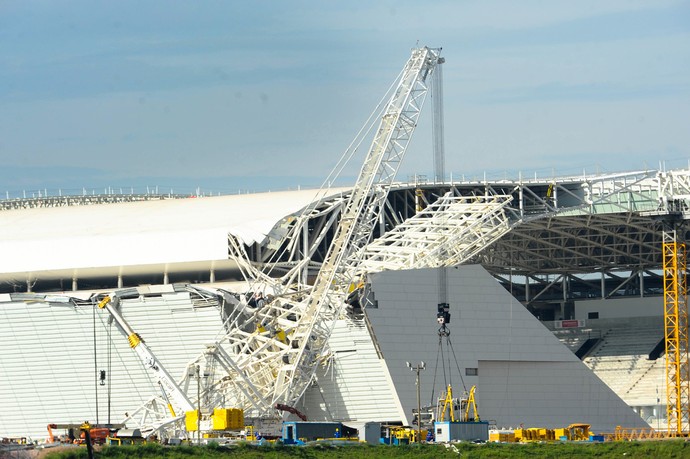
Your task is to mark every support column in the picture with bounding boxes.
[640,269,645,298]
[302,223,309,286]
[72,277,78,292]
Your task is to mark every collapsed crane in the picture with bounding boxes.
[17,47,520,439]
[203,46,445,418]
[178,47,513,433]
[98,47,447,437]
[94,46,513,437]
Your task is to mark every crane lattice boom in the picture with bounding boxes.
[210,47,443,416]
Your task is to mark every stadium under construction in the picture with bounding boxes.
[1,46,688,442]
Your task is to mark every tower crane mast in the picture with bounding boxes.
[663,229,690,435]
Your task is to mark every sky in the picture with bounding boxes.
[0,1,689,196]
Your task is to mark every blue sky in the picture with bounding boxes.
[0,1,689,195]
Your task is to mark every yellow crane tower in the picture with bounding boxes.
[662,229,690,436]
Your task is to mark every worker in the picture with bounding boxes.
[334,428,341,438]
[255,292,265,308]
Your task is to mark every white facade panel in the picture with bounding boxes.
[0,293,225,440]
[0,264,649,439]
[299,320,404,423]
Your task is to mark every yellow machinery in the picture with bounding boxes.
[185,408,244,432]
[519,428,555,442]
[488,430,515,442]
[604,425,667,441]
[438,385,457,422]
[554,423,591,441]
[662,229,690,435]
[492,423,591,443]
[437,385,479,422]
[389,426,425,444]
[464,386,479,422]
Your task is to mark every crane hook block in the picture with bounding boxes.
[437,303,450,324]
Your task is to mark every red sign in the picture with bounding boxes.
[561,320,580,328]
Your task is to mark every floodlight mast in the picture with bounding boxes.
[408,361,426,443]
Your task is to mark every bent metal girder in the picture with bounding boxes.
[356,193,514,273]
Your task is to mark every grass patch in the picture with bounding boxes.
[42,439,690,459]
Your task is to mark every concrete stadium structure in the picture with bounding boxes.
[3,166,689,439]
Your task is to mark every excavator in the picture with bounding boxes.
[46,422,113,445]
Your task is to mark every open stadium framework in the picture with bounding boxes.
[1,166,688,439]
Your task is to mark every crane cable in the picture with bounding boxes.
[429,323,467,407]
[240,65,406,287]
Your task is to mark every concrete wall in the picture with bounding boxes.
[479,360,637,431]
[359,265,647,432]
[574,296,663,320]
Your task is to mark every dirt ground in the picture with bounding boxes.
[0,444,79,459]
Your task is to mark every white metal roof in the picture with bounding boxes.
[0,188,349,281]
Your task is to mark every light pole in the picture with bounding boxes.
[407,361,426,443]
[196,365,201,445]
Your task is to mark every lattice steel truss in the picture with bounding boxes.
[191,46,447,423]
[356,192,513,273]
[663,230,690,435]
[243,169,690,303]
